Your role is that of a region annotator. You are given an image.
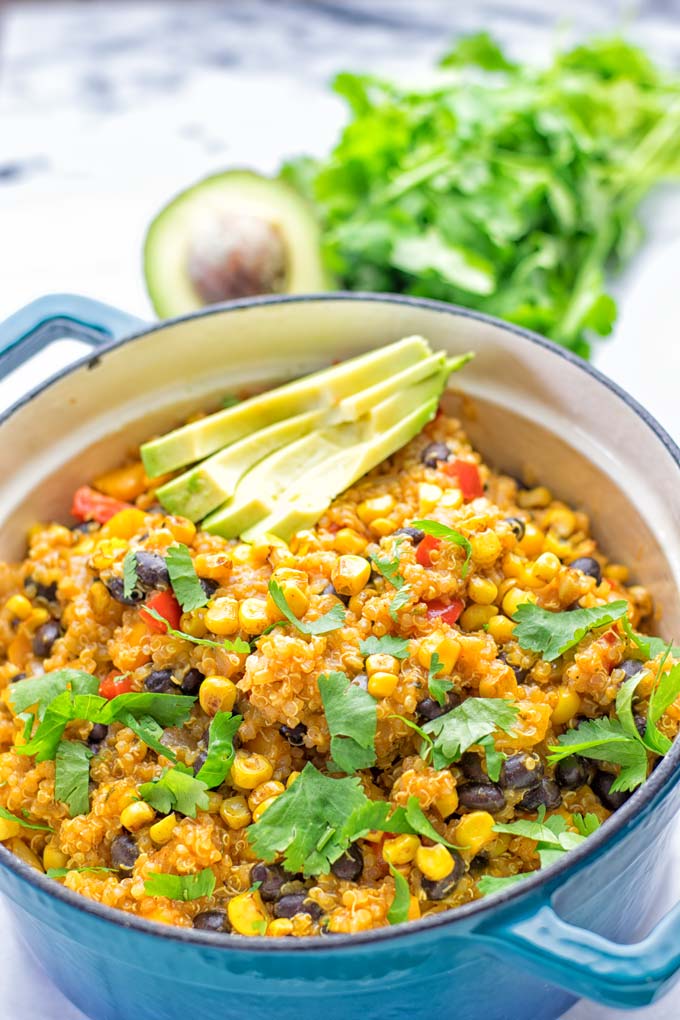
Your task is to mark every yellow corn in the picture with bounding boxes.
[544,532,573,560]
[219,796,251,829]
[439,489,463,510]
[204,597,239,636]
[228,891,268,936]
[502,588,537,618]
[166,517,196,545]
[382,834,420,865]
[468,576,499,605]
[238,597,269,634]
[501,552,524,579]
[605,563,629,584]
[286,771,301,788]
[0,817,21,840]
[470,531,502,568]
[277,581,309,619]
[94,461,147,502]
[149,813,177,846]
[408,895,421,921]
[417,634,461,676]
[252,796,279,822]
[89,580,111,616]
[8,838,44,871]
[5,594,32,621]
[544,507,576,538]
[370,517,395,538]
[28,607,50,628]
[416,844,454,881]
[199,676,238,716]
[517,486,552,509]
[454,811,496,856]
[231,543,254,566]
[193,552,232,581]
[230,750,273,790]
[357,495,395,524]
[434,790,459,818]
[43,845,68,871]
[248,781,286,811]
[179,610,207,638]
[518,523,544,558]
[367,672,399,698]
[418,483,442,514]
[268,918,293,936]
[90,537,128,572]
[333,528,368,555]
[486,614,515,643]
[552,689,581,725]
[120,801,156,832]
[533,552,561,583]
[101,508,147,540]
[459,604,498,632]
[365,653,400,676]
[331,555,371,597]
[206,792,222,813]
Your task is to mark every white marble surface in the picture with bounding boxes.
[2,2,680,1019]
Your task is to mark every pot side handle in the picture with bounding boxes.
[484,901,680,1009]
[0,294,146,377]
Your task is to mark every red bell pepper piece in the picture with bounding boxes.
[426,597,464,625]
[443,460,483,500]
[98,671,134,700]
[140,590,182,633]
[71,486,131,524]
[416,534,440,567]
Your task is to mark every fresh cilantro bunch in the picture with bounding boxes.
[282,34,680,357]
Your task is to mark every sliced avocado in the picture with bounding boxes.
[144,170,330,319]
[141,336,432,477]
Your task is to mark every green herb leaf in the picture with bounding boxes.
[621,617,680,660]
[402,795,459,848]
[47,866,115,879]
[318,671,377,774]
[54,740,93,817]
[266,580,346,636]
[479,733,505,783]
[370,546,406,589]
[196,711,242,788]
[142,607,250,654]
[411,520,472,577]
[166,544,209,613]
[439,31,518,72]
[122,550,139,600]
[144,868,215,902]
[119,711,175,761]
[645,657,680,755]
[387,864,411,925]
[427,653,453,707]
[477,873,529,895]
[0,806,53,832]
[359,635,410,660]
[547,716,649,792]
[9,669,99,720]
[572,812,601,837]
[389,585,413,622]
[423,698,520,769]
[139,765,209,818]
[513,601,628,662]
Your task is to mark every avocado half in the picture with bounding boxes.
[143,170,330,318]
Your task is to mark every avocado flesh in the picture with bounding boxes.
[144,170,329,320]
[141,335,432,477]
[205,368,448,540]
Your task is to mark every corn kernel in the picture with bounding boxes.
[230,750,273,790]
[5,594,32,621]
[248,781,286,811]
[365,653,400,676]
[367,671,399,698]
[519,523,545,558]
[501,552,524,579]
[416,843,455,882]
[382,833,420,865]
[268,918,294,936]
[552,689,581,725]
[120,801,156,832]
[438,489,463,510]
[408,895,421,921]
[28,607,50,628]
[43,845,68,871]
[517,486,552,509]
[418,483,442,514]
[533,552,561,583]
[417,634,461,676]
[544,532,572,560]
[204,597,239,635]
[231,544,253,566]
[286,771,301,788]
[486,614,515,643]
[89,580,111,616]
[228,891,267,936]
[238,597,269,634]
[101,508,147,540]
[206,792,222,813]
[459,604,498,632]
[370,517,395,537]
[8,838,44,871]
[605,563,629,584]
[193,552,232,581]
[331,555,371,597]
[149,813,177,846]
[333,528,368,555]
[468,576,498,606]
[199,676,238,715]
[454,811,496,856]
[220,796,251,829]
[435,790,459,818]
[502,588,537,618]
[0,817,21,841]
[271,567,307,586]
[94,462,147,502]
[179,610,207,638]
[544,507,576,538]
[252,795,279,822]
[278,581,309,619]
[470,531,502,568]
[166,517,196,544]
[90,537,127,572]
[357,495,395,524]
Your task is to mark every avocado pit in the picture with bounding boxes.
[187,211,287,303]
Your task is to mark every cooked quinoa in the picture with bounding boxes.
[0,410,675,937]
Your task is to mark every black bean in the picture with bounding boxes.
[71,520,99,534]
[619,659,644,679]
[458,783,506,813]
[555,756,589,790]
[105,576,145,606]
[393,527,425,545]
[32,620,60,658]
[421,850,464,900]
[110,833,139,872]
[193,908,231,933]
[519,779,561,812]
[592,770,631,811]
[504,517,526,542]
[274,894,323,921]
[192,750,208,776]
[500,753,544,791]
[497,650,527,683]
[416,690,460,724]
[144,668,175,693]
[134,551,170,592]
[460,752,490,784]
[10,672,26,684]
[331,844,364,882]
[420,442,451,468]
[200,578,220,598]
[634,713,647,738]
[569,557,602,584]
[351,673,369,690]
[24,577,58,603]
[88,723,108,745]
[181,668,205,695]
[321,582,350,606]
[250,862,287,902]
[279,722,307,747]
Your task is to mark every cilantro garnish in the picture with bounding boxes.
[318,671,377,774]
[513,600,628,662]
[139,764,209,817]
[387,864,410,925]
[476,873,529,895]
[143,607,250,654]
[166,543,209,613]
[47,865,115,879]
[370,544,406,589]
[411,519,472,577]
[427,652,453,707]
[389,586,413,623]
[479,733,506,783]
[422,697,519,769]
[0,806,53,832]
[144,868,216,902]
[54,740,93,816]
[195,711,242,788]
[342,794,458,849]
[9,669,99,720]
[359,634,410,660]
[266,580,346,636]
[620,617,680,660]
[122,550,139,600]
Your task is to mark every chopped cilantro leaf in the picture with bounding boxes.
[423,698,519,769]
[144,868,215,902]
[390,714,434,756]
[547,715,648,792]
[645,657,680,755]
[142,607,250,653]
[266,580,346,636]
[411,519,472,577]
[220,394,240,409]
[196,711,242,789]
[477,873,529,895]
[0,806,53,832]
[119,711,175,761]
[47,865,115,879]
[370,545,406,589]
[479,733,505,782]
[387,864,411,924]
[389,585,413,622]
[122,551,139,600]
[513,601,628,662]
[54,740,93,816]
[621,617,680,659]
[359,635,410,660]
[166,544,209,613]
[139,764,209,817]
[9,669,99,720]
[427,652,452,707]
[342,794,457,848]
[572,812,601,837]
[318,671,376,774]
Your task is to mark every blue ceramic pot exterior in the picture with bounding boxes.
[2,293,680,1020]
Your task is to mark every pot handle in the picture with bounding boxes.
[0,293,146,376]
[484,900,680,1009]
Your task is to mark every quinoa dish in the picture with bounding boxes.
[0,339,677,939]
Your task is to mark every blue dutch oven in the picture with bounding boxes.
[1,293,680,1020]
